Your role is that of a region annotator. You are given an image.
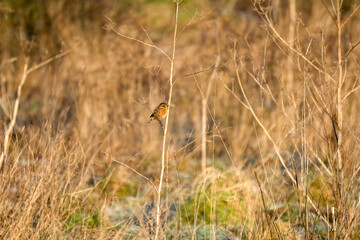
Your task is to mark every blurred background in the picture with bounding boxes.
[0,0,359,239]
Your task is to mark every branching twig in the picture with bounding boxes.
[232,42,330,227]
[154,75,169,104]
[0,50,70,170]
[344,40,360,59]
[104,152,158,193]
[0,62,28,170]
[343,84,360,101]
[183,63,220,77]
[105,16,171,62]
[341,5,360,28]
[251,1,335,83]
[320,0,338,27]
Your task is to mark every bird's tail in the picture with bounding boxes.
[148,113,155,124]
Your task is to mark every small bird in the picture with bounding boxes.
[148,102,168,123]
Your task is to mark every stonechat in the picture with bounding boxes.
[148,103,168,123]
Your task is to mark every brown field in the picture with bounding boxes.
[0,0,360,239]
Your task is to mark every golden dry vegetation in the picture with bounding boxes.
[0,0,360,239]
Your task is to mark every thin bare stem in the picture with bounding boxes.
[341,5,360,28]
[255,171,274,239]
[0,50,70,170]
[155,1,179,239]
[234,54,295,184]
[202,56,220,182]
[252,1,335,83]
[343,84,360,101]
[0,62,28,169]
[105,16,171,62]
[344,40,360,59]
[233,44,330,227]
[320,0,338,27]
[104,152,158,193]
[287,0,296,93]
[336,0,343,206]
[27,50,71,74]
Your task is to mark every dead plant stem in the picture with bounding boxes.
[0,50,70,170]
[154,1,179,239]
[336,0,343,207]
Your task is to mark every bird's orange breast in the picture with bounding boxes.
[157,108,168,119]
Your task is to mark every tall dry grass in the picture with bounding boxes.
[0,0,360,239]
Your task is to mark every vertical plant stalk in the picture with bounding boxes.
[287,0,295,102]
[154,1,179,239]
[0,51,70,170]
[0,62,28,169]
[336,0,343,203]
[303,73,309,239]
[254,171,274,239]
[201,100,207,180]
[201,56,220,183]
[233,47,330,227]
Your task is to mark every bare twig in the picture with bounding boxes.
[105,16,171,62]
[320,0,338,27]
[344,40,360,59]
[201,56,220,182]
[343,84,360,101]
[341,5,360,28]
[218,73,249,109]
[27,50,71,74]
[183,63,219,77]
[0,50,70,170]
[104,152,158,193]
[252,1,335,83]
[336,0,344,207]
[0,62,28,170]
[232,42,330,227]
[145,63,169,104]
[154,75,169,104]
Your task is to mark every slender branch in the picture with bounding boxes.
[344,40,360,59]
[105,16,171,62]
[0,62,28,169]
[233,43,330,227]
[183,63,218,77]
[343,84,360,101]
[155,1,179,239]
[233,47,296,184]
[252,1,335,83]
[202,56,220,182]
[341,5,360,28]
[336,0,344,208]
[193,76,239,175]
[154,75,169,104]
[320,0,338,27]
[145,64,169,104]
[0,50,70,170]
[104,152,158,193]
[218,73,249,109]
[27,50,71,74]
